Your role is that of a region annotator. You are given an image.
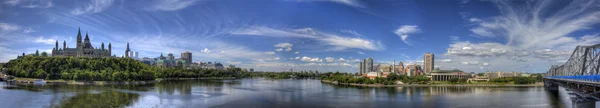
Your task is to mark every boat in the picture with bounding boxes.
[33,79,46,85]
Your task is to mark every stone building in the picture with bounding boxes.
[52,28,113,58]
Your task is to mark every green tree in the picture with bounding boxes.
[41,52,48,57]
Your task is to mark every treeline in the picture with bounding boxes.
[321,72,430,85]
[4,56,244,81]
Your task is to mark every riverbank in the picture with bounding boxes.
[321,80,544,87]
[6,77,239,85]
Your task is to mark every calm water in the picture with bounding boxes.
[0,78,578,108]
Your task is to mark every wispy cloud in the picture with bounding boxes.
[444,0,600,72]
[0,23,20,31]
[467,0,600,49]
[4,0,53,8]
[232,26,384,51]
[33,36,56,45]
[71,0,115,15]
[393,25,420,45]
[289,0,365,8]
[146,0,198,11]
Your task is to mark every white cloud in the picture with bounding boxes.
[295,57,301,60]
[357,51,365,55]
[264,51,275,55]
[393,25,421,45]
[4,0,53,8]
[339,58,346,62]
[231,26,384,51]
[274,43,293,48]
[147,0,198,11]
[33,36,56,45]
[300,56,323,62]
[200,48,211,53]
[467,0,600,49]
[274,57,281,60]
[274,43,293,52]
[71,0,115,15]
[340,29,362,36]
[290,0,365,8]
[351,59,361,62]
[444,0,600,72]
[441,59,452,63]
[23,28,36,33]
[0,23,20,31]
[325,57,335,62]
[294,52,300,54]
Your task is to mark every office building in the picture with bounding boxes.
[424,53,434,74]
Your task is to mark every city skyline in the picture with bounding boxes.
[1,0,599,72]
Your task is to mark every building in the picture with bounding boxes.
[424,53,434,74]
[405,64,422,76]
[181,51,192,63]
[485,71,523,79]
[429,69,472,81]
[365,58,373,72]
[200,62,225,70]
[359,62,364,75]
[125,43,131,58]
[396,62,404,74]
[51,28,112,57]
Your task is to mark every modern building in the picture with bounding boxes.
[365,58,373,73]
[424,53,434,74]
[51,28,113,58]
[429,69,472,81]
[181,51,192,63]
[359,62,364,75]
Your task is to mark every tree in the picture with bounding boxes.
[477,73,484,76]
[41,52,48,57]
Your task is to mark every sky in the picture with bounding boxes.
[1,0,599,73]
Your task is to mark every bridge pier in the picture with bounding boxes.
[544,80,559,94]
[573,101,596,108]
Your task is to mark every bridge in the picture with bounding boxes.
[544,44,600,108]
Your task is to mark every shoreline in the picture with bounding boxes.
[5,77,239,85]
[321,80,544,87]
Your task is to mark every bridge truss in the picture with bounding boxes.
[548,44,600,76]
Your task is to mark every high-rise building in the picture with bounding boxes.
[365,58,373,72]
[359,62,364,75]
[424,53,434,74]
[181,51,192,63]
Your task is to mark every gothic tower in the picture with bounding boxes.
[125,42,130,57]
[108,43,112,56]
[76,27,82,49]
[63,40,66,49]
[55,40,58,50]
[76,27,82,57]
[101,42,104,50]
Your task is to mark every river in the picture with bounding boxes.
[0,78,580,108]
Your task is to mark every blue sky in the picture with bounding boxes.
[1,0,599,73]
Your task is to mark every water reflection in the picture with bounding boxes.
[0,79,571,108]
[53,91,140,108]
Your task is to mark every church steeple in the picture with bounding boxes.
[125,42,130,58]
[85,31,90,41]
[55,40,58,49]
[77,27,82,49]
[101,42,105,50]
[63,40,66,49]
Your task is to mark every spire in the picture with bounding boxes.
[77,27,81,38]
[55,40,58,49]
[126,42,130,50]
[101,42,105,50]
[85,31,89,40]
[63,40,66,49]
